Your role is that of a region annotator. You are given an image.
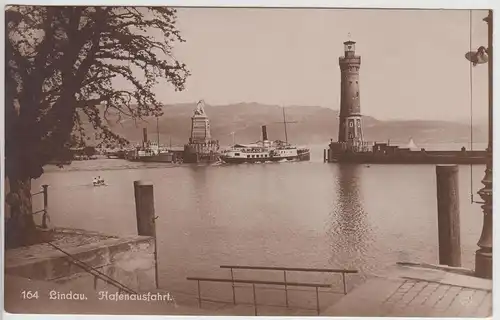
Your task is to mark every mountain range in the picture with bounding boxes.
[100,102,487,147]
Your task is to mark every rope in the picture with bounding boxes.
[469,9,474,204]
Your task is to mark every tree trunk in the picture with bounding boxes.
[5,177,42,249]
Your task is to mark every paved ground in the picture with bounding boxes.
[323,262,492,317]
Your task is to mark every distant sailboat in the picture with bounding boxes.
[406,137,419,151]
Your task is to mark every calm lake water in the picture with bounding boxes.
[30,144,488,307]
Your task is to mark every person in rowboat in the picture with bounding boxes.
[93,176,105,186]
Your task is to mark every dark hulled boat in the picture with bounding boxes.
[126,125,180,163]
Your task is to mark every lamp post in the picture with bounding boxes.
[466,10,493,279]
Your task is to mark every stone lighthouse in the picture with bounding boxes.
[338,40,364,150]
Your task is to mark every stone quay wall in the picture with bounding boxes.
[4,230,157,293]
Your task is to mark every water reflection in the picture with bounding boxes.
[328,164,373,275]
[186,165,218,227]
[188,165,208,199]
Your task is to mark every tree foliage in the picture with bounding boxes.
[5,6,189,247]
[6,6,190,181]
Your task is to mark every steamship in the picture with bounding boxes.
[220,125,310,164]
[126,126,181,163]
[126,142,177,163]
[125,101,221,163]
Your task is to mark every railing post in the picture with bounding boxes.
[283,270,289,307]
[342,272,347,294]
[252,284,257,316]
[230,268,236,304]
[41,184,48,229]
[316,286,320,315]
[133,181,159,288]
[436,165,462,267]
[197,280,201,308]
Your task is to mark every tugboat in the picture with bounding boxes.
[221,108,310,164]
[126,120,180,163]
[127,140,176,163]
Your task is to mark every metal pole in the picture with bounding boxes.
[342,272,347,294]
[41,184,48,229]
[283,107,288,144]
[143,128,148,148]
[316,286,320,315]
[284,270,289,307]
[197,280,201,308]
[486,11,493,155]
[153,223,159,289]
[156,116,160,146]
[475,10,493,279]
[230,268,236,304]
[252,284,257,316]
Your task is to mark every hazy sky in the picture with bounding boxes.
[152,8,489,122]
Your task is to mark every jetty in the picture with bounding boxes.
[324,39,487,165]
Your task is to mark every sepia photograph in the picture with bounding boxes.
[3,5,493,317]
